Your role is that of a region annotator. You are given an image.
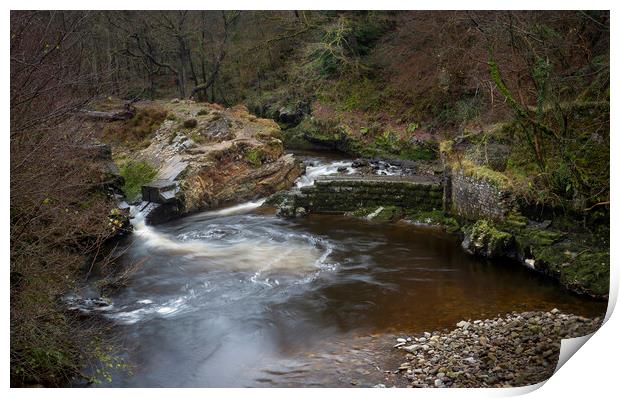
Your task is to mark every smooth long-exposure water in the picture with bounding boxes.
[96,153,606,387]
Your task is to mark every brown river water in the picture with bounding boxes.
[93,153,606,387]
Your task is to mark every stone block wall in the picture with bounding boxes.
[448,171,514,221]
[277,172,513,221]
[296,178,443,213]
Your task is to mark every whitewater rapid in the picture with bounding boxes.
[128,157,355,264]
[104,157,352,325]
[84,154,606,387]
[295,160,355,188]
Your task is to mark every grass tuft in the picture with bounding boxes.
[118,161,157,201]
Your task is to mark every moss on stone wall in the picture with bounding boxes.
[298,179,443,213]
[455,160,511,190]
[349,205,404,222]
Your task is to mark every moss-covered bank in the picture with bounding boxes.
[270,101,609,299]
[282,116,439,161]
[345,203,608,298]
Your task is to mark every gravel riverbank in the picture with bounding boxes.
[391,310,603,388]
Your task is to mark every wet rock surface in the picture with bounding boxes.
[351,158,418,176]
[391,310,601,388]
[63,294,113,315]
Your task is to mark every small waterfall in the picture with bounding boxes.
[113,157,353,292]
[295,160,355,188]
[129,199,267,254]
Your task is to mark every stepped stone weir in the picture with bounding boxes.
[274,175,444,216]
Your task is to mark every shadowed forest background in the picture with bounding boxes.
[10,10,609,387]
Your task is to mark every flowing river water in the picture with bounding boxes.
[93,152,606,387]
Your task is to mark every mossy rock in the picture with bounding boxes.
[514,227,565,248]
[498,212,609,298]
[405,209,461,232]
[504,212,528,228]
[559,250,609,298]
[281,118,344,150]
[512,224,609,297]
[281,128,327,151]
[265,191,288,207]
[462,219,514,258]
[530,240,609,298]
[244,147,266,167]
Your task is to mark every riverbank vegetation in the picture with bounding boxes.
[10,12,130,387]
[10,10,609,387]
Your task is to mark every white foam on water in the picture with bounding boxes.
[244,233,338,287]
[198,198,266,218]
[107,296,189,325]
[126,159,354,275]
[296,160,355,188]
[130,199,335,274]
[130,199,265,254]
[374,160,404,176]
[110,159,351,324]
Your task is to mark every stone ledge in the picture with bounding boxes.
[141,179,179,204]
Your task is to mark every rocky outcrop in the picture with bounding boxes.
[276,106,305,126]
[246,93,309,129]
[135,101,303,223]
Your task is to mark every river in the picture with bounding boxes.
[93,152,606,387]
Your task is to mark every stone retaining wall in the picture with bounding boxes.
[273,170,513,222]
[448,171,514,221]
